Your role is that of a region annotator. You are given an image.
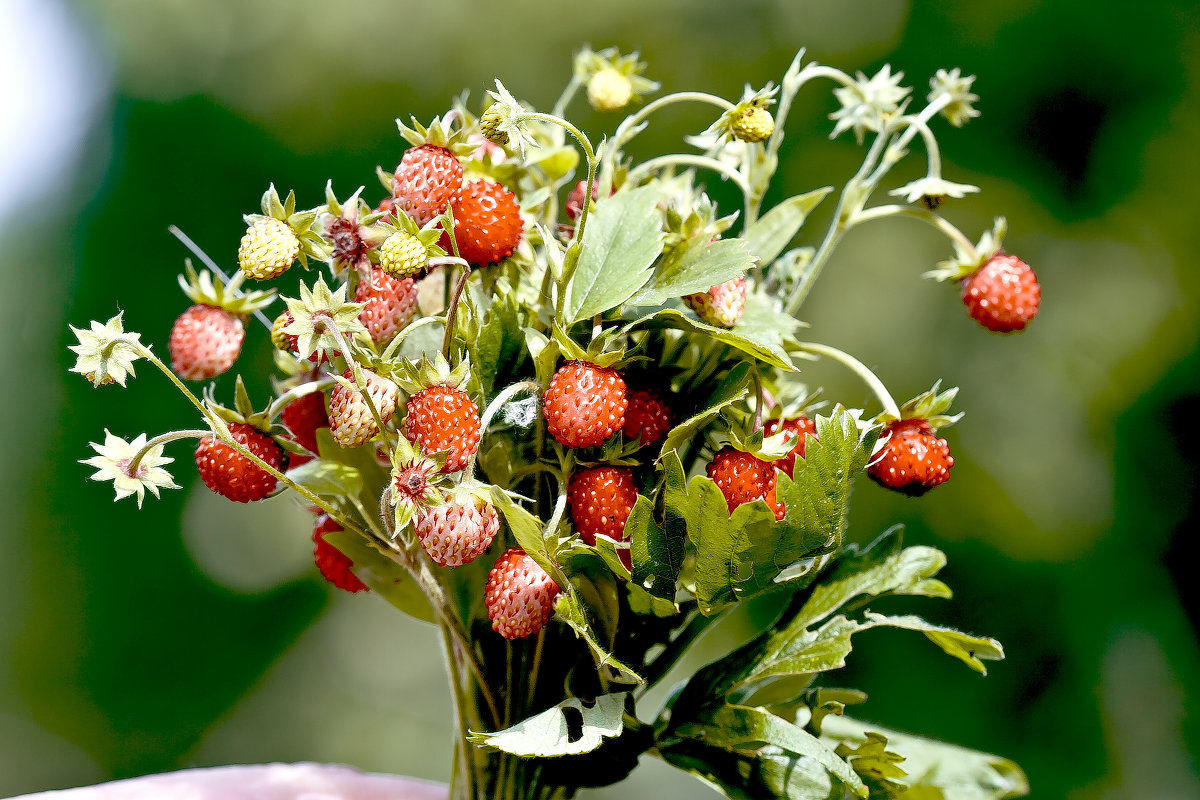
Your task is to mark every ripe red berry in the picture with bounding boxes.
[762,416,817,478]
[393,144,463,226]
[961,254,1041,333]
[194,422,285,503]
[328,369,399,448]
[403,385,481,473]
[485,547,561,639]
[707,446,784,520]
[622,389,673,445]
[568,466,638,548]
[281,391,329,457]
[447,179,523,266]
[312,514,368,593]
[565,179,604,222]
[355,267,419,347]
[169,304,244,381]
[415,494,499,567]
[544,361,628,449]
[867,418,953,496]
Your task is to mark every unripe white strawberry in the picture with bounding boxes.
[415,491,499,567]
[684,276,747,328]
[380,230,429,279]
[329,369,398,448]
[239,217,300,280]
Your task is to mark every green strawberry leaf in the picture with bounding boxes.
[658,361,753,458]
[624,294,799,371]
[566,186,663,323]
[628,237,755,306]
[285,459,364,498]
[820,715,1030,799]
[320,529,434,623]
[743,187,833,266]
[471,281,526,398]
[627,494,683,605]
[490,488,567,585]
[555,590,644,684]
[468,693,628,757]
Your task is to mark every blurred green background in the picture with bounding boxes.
[2,0,1198,796]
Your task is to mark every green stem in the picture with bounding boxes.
[168,225,274,332]
[380,315,446,361]
[127,428,211,475]
[442,266,473,359]
[265,377,335,420]
[854,204,977,259]
[325,322,391,450]
[624,153,753,197]
[793,341,899,418]
[551,75,582,119]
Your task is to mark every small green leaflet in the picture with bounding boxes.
[627,494,683,605]
[468,693,627,757]
[658,361,752,458]
[566,186,663,323]
[320,529,434,623]
[629,237,756,306]
[555,591,644,684]
[743,187,833,266]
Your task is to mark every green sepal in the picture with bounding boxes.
[925,216,1007,282]
[177,259,276,316]
[873,380,962,430]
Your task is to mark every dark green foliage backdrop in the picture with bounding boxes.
[2,0,1198,797]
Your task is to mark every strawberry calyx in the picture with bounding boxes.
[244,184,332,269]
[924,217,1007,283]
[177,260,275,317]
[870,380,962,433]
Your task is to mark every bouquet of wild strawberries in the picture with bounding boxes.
[69,47,1037,800]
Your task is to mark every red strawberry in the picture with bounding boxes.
[565,179,600,222]
[328,369,399,448]
[195,422,285,503]
[282,391,329,457]
[707,446,784,520]
[684,276,747,328]
[169,304,244,381]
[355,268,419,346]
[622,388,673,445]
[312,514,369,593]
[961,254,1041,333]
[446,179,523,266]
[762,416,817,478]
[485,547,561,639]
[393,144,463,226]
[867,418,953,496]
[543,361,627,449]
[568,466,638,548]
[415,493,499,567]
[403,385,481,473]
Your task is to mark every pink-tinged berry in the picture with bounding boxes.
[446,179,523,266]
[485,547,561,639]
[402,385,481,473]
[355,268,419,346]
[415,493,500,567]
[312,514,368,593]
[867,418,953,496]
[194,422,285,503]
[568,466,638,546]
[763,416,817,478]
[961,254,1041,333]
[393,144,463,226]
[622,388,673,445]
[169,304,244,381]
[707,446,784,520]
[328,369,399,448]
[281,391,329,458]
[543,361,628,449]
[684,276,747,328]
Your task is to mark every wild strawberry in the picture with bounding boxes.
[169,304,243,381]
[355,268,419,346]
[195,422,285,503]
[543,361,627,449]
[731,105,775,143]
[270,311,330,364]
[622,389,673,445]
[238,217,300,280]
[281,390,329,456]
[447,179,523,266]
[485,547,561,639]
[684,276,747,328]
[415,492,499,567]
[312,514,368,593]
[393,144,463,226]
[961,254,1041,333]
[379,229,429,279]
[328,369,399,448]
[762,416,817,478]
[568,466,638,568]
[707,446,784,520]
[588,68,634,112]
[867,418,953,496]
[402,385,481,473]
[565,180,599,222]
[478,109,509,147]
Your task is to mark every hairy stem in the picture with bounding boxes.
[793,341,900,418]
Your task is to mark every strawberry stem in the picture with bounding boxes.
[854,204,978,259]
[126,428,210,475]
[624,153,753,198]
[793,340,900,419]
[168,225,275,332]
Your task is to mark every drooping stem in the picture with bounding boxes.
[127,429,211,475]
[380,315,446,361]
[265,377,336,420]
[168,225,275,332]
[624,153,753,197]
[793,341,900,418]
[442,266,473,358]
[854,204,978,259]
